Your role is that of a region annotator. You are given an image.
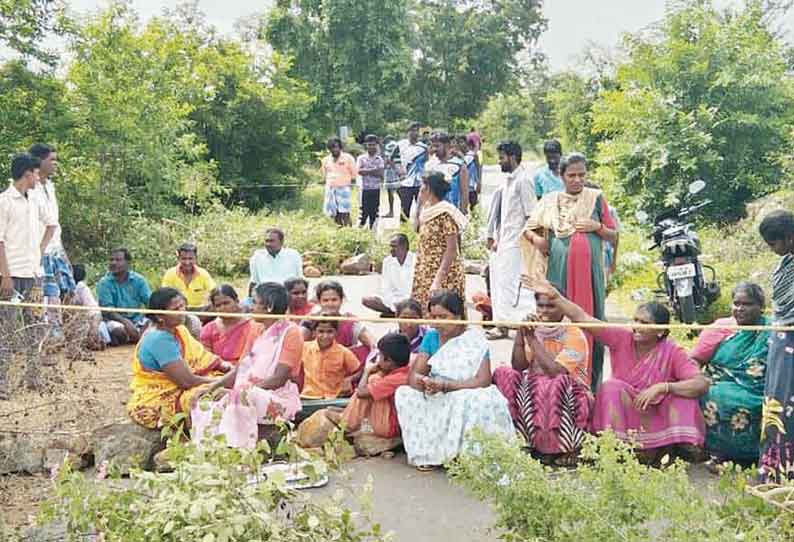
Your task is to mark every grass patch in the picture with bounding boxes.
[77,182,490,289]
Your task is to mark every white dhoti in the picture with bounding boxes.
[489,245,535,324]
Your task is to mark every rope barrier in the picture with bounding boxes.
[1,300,793,333]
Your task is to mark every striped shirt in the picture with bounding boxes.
[772,253,794,325]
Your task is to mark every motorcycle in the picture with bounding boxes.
[636,180,720,324]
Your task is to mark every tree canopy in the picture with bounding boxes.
[265,0,546,134]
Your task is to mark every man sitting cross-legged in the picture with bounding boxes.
[97,248,152,345]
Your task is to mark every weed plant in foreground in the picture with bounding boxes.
[450,430,792,542]
[28,420,386,542]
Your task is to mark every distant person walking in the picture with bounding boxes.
[466,127,481,153]
[356,134,385,230]
[397,122,429,222]
[461,135,481,210]
[322,137,357,227]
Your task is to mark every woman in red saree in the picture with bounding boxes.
[521,154,617,390]
[200,285,256,364]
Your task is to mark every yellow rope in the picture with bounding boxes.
[1,300,793,332]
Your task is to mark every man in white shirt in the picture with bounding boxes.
[0,153,57,398]
[248,227,303,298]
[363,233,415,318]
[29,143,74,315]
[397,122,429,223]
[488,141,536,340]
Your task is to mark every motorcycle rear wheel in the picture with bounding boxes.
[678,294,696,324]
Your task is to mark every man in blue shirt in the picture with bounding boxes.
[533,139,564,199]
[97,248,152,345]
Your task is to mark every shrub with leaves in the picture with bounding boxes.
[450,429,788,542]
[39,424,386,542]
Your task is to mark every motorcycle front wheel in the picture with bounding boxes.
[678,294,697,324]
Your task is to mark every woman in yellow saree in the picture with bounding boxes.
[128,287,229,429]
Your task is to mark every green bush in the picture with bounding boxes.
[37,422,385,542]
[113,204,382,286]
[450,430,787,542]
[591,1,793,222]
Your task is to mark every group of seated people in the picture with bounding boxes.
[81,227,416,348]
[123,263,770,472]
[101,222,766,471]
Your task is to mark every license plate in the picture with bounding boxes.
[667,263,696,280]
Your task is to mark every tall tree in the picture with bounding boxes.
[265,0,414,136]
[408,0,546,126]
[591,0,794,221]
[0,0,70,65]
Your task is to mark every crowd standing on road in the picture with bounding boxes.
[1,134,793,481]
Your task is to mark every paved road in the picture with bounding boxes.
[325,164,629,541]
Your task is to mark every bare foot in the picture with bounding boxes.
[553,452,579,468]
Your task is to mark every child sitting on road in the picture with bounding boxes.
[301,280,373,364]
[327,332,411,439]
[70,264,111,349]
[300,318,362,399]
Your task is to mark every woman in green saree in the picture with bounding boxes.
[521,154,617,390]
[690,282,769,464]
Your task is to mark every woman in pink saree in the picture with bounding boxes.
[200,285,256,364]
[192,282,304,449]
[536,281,710,463]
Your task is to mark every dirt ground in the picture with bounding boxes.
[0,344,133,528]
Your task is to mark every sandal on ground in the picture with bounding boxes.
[415,464,437,472]
[704,457,724,475]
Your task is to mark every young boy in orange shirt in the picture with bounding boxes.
[300,319,361,399]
